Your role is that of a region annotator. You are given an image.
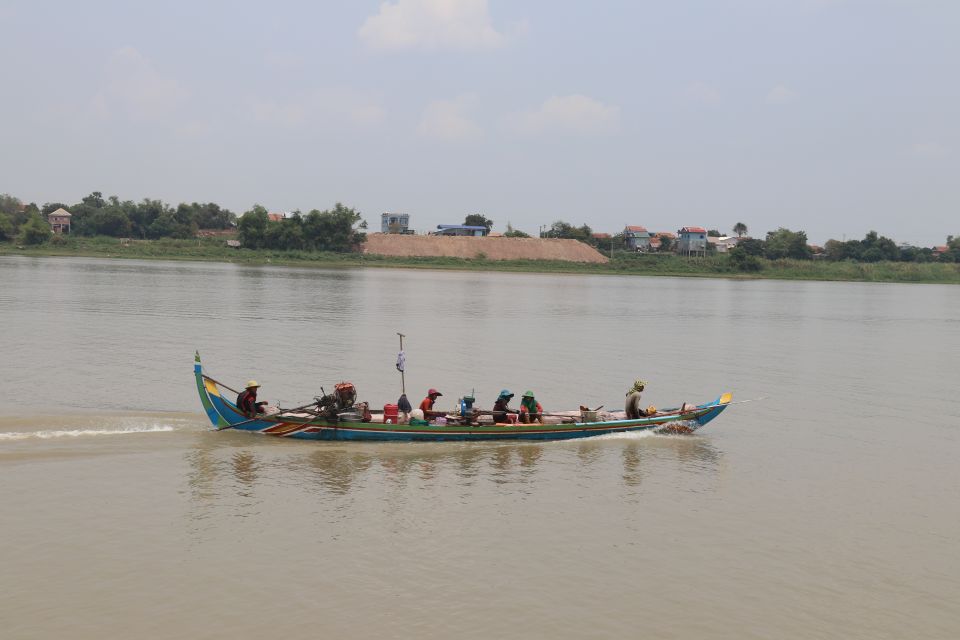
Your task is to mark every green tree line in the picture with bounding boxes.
[0,191,235,244]
[537,218,960,271]
[1,192,367,252]
[237,203,367,252]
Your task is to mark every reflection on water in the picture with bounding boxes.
[298,450,375,495]
[184,431,724,520]
[622,443,645,487]
[231,451,259,493]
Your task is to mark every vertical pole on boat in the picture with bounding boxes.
[397,332,406,395]
[396,333,412,416]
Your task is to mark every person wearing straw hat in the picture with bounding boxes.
[237,380,268,417]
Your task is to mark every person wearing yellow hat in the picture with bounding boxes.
[237,380,268,417]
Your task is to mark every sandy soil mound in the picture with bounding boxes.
[363,235,609,263]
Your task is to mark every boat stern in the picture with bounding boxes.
[195,352,230,429]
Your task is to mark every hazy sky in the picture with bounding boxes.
[2,0,957,244]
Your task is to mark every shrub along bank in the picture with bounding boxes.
[2,236,959,284]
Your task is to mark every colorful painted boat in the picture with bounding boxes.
[195,353,732,442]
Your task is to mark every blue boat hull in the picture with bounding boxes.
[195,354,731,442]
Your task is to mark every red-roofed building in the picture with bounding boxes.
[677,227,707,256]
[648,232,677,252]
[623,225,652,251]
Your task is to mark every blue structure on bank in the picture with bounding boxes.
[435,225,489,237]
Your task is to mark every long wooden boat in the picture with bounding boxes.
[195,353,732,442]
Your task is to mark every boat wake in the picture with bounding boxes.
[0,424,176,441]
[579,420,702,441]
[0,412,202,443]
[582,429,659,442]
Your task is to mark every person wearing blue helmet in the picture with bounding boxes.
[492,389,516,424]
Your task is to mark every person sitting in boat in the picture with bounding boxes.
[419,388,443,420]
[519,390,544,424]
[237,380,268,417]
[492,389,517,423]
[625,379,649,419]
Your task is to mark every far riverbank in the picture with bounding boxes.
[2,237,958,284]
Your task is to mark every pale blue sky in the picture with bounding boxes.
[2,0,957,244]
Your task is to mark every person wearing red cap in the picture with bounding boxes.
[419,388,443,420]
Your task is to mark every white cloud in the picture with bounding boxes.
[251,89,385,130]
[507,95,621,136]
[417,96,482,142]
[358,0,505,51]
[92,47,188,121]
[685,82,721,106]
[910,142,948,158]
[766,84,797,104]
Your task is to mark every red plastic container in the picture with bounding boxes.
[383,403,399,424]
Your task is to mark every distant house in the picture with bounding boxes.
[381,212,411,234]
[623,226,652,251]
[48,208,72,234]
[933,245,949,257]
[708,235,740,253]
[435,224,488,237]
[677,227,707,256]
[267,212,287,222]
[592,232,611,241]
[648,231,676,252]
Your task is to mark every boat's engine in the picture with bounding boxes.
[314,383,359,420]
[334,382,357,409]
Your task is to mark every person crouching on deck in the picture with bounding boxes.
[237,380,268,417]
[492,389,517,423]
[625,379,648,419]
[519,390,544,424]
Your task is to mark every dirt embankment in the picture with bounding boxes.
[363,234,609,264]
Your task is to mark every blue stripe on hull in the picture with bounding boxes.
[283,423,661,442]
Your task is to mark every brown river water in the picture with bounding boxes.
[1,256,958,639]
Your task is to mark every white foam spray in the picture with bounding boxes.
[0,424,176,441]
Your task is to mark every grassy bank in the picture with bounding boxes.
[2,236,958,284]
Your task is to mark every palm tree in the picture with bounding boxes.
[733,222,748,238]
